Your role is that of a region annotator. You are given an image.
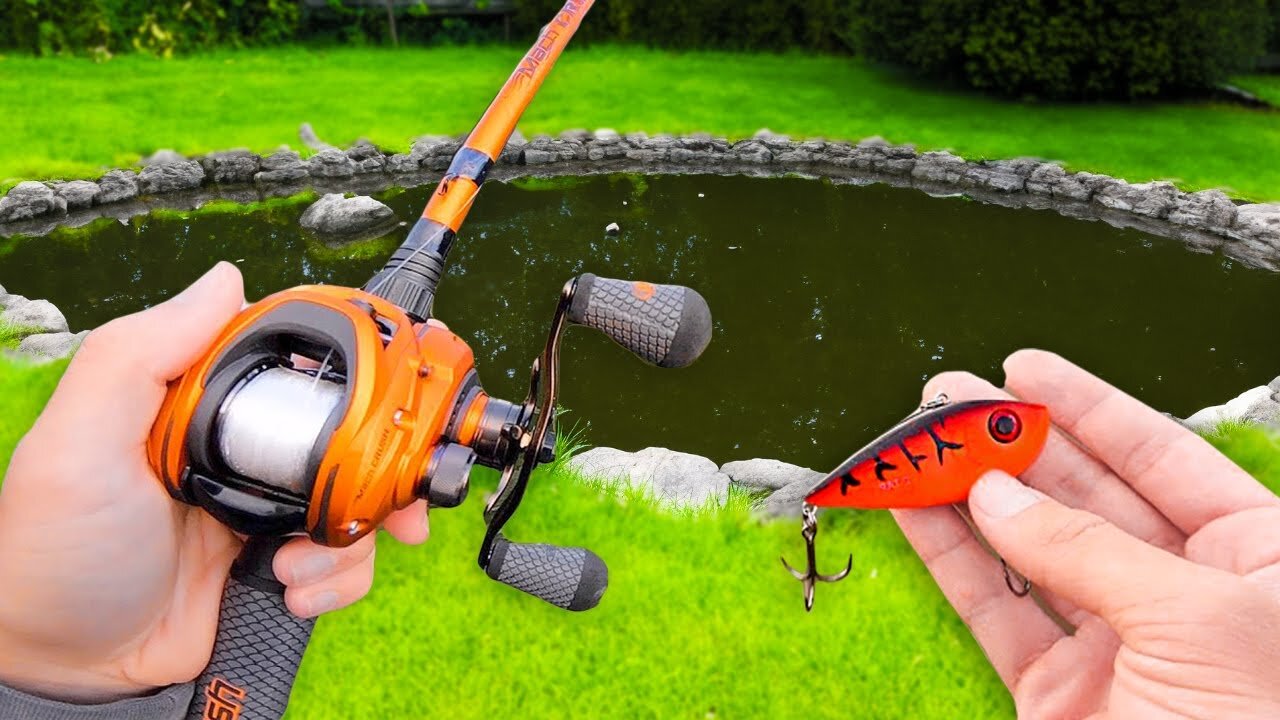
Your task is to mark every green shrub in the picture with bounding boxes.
[847,0,1270,99]
[0,0,300,56]
[1270,0,1280,53]
[512,0,851,52]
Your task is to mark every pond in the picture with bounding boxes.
[3,173,1278,470]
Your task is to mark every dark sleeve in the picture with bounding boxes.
[0,680,195,720]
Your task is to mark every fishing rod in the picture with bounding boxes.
[147,2,713,717]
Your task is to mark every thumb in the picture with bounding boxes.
[969,470,1218,631]
[40,262,245,448]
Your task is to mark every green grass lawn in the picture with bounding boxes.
[3,358,1280,718]
[1233,73,1280,106]
[2,46,1279,199]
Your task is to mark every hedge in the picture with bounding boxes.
[846,0,1271,100]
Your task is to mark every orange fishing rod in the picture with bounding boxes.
[366,0,595,320]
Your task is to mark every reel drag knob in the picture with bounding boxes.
[421,443,475,509]
[567,274,712,368]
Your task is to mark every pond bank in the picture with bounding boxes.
[572,374,1280,519]
[2,130,1278,269]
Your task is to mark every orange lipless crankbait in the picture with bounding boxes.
[782,396,1050,610]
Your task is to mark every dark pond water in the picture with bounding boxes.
[3,174,1278,470]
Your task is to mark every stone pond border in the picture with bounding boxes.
[1,129,1278,269]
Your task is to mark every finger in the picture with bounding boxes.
[383,500,430,545]
[1003,350,1280,535]
[425,319,449,331]
[273,534,376,587]
[891,506,1068,688]
[40,262,245,448]
[1184,506,1280,578]
[283,550,376,619]
[924,371,1185,557]
[970,470,1228,633]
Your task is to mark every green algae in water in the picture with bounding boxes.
[3,173,1279,470]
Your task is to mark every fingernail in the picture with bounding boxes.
[172,262,232,305]
[303,591,340,617]
[423,512,431,541]
[970,470,1044,518]
[289,553,337,584]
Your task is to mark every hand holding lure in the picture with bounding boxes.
[783,396,1050,611]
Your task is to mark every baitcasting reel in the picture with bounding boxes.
[148,272,711,610]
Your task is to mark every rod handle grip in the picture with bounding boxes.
[567,274,712,368]
[187,537,313,720]
[484,535,608,611]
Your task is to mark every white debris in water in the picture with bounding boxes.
[605,222,621,236]
[698,193,705,198]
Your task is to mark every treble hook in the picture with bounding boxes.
[952,503,1031,597]
[781,503,853,611]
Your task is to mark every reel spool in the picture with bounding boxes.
[148,273,712,609]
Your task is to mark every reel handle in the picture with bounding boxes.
[484,535,608,611]
[187,536,313,720]
[567,274,712,368]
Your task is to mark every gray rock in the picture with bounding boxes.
[1025,163,1067,196]
[299,123,336,152]
[559,128,591,142]
[255,150,308,184]
[1094,180,1179,219]
[17,330,88,360]
[386,153,420,173]
[593,128,621,145]
[299,193,396,237]
[345,142,386,174]
[965,162,1027,193]
[1231,203,1280,244]
[201,150,261,185]
[1,296,69,333]
[0,181,66,222]
[911,151,971,186]
[721,458,824,492]
[566,447,729,508]
[52,180,100,210]
[307,149,356,178]
[775,149,816,164]
[1168,190,1236,234]
[668,147,698,163]
[96,170,139,204]
[140,149,186,166]
[1183,384,1280,431]
[138,161,205,194]
[752,128,792,148]
[732,140,774,164]
[524,149,558,165]
[758,479,816,519]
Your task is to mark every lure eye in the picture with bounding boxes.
[988,409,1022,444]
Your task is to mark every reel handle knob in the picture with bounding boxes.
[484,535,608,611]
[567,274,712,368]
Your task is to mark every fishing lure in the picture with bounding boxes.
[783,395,1050,611]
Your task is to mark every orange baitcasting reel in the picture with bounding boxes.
[139,3,711,719]
[147,272,711,607]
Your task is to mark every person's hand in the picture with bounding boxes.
[896,350,1280,719]
[0,263,431,703]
